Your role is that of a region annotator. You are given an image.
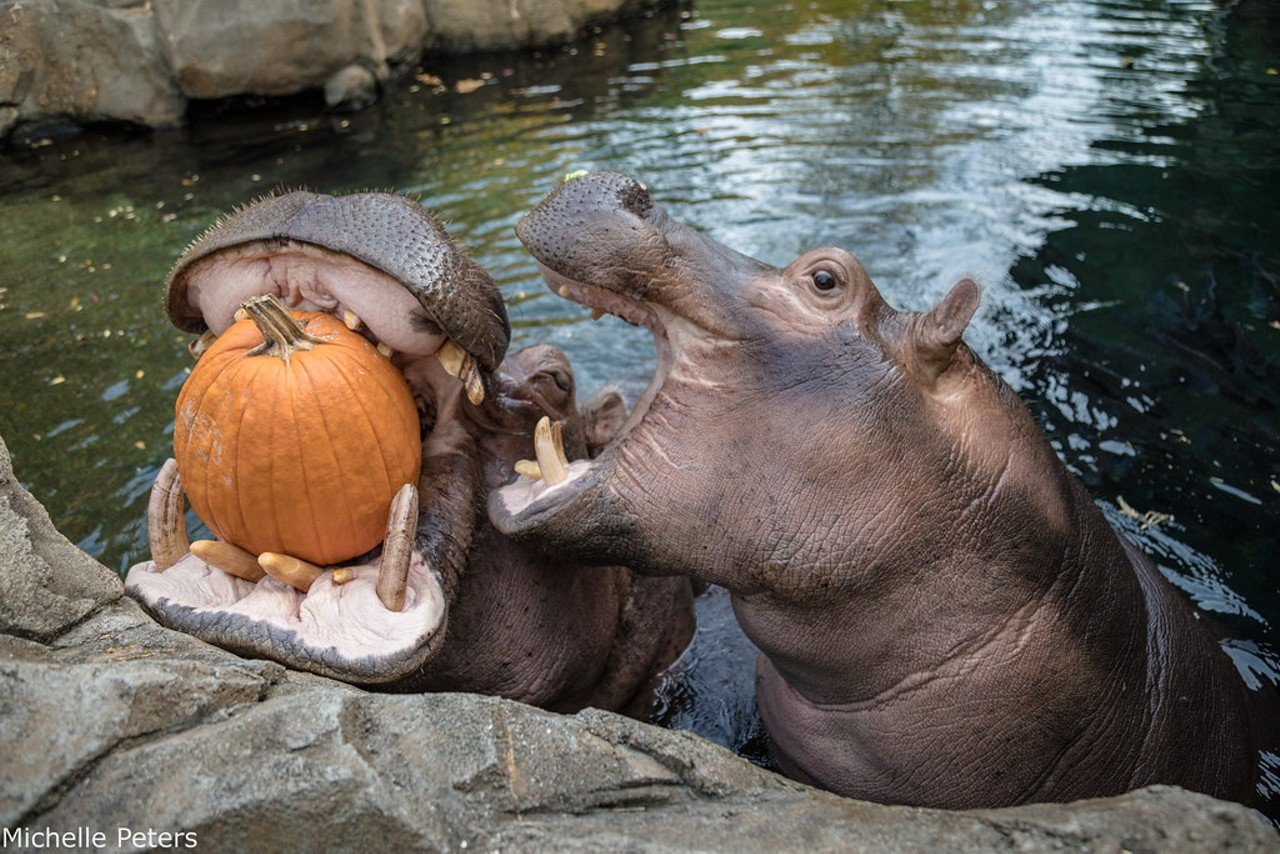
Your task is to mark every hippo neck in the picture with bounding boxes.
[734,448,1149,711]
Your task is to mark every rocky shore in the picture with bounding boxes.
[1,432,1277,850]
[0,0,665,142]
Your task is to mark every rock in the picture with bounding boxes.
[0,0,186,136]
[0,431,1275,850]
[1,0,669,141]
[0,433,121,643]
[423,0,662,53]
[324,64,379,111]
[152,0,427,100]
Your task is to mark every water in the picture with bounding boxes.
[1,0,1276,803]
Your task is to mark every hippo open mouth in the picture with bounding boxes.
[126,191,509,685]
[490,172,765,543]
[492,263,676,520]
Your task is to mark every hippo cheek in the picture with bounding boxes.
[125,551,447,684]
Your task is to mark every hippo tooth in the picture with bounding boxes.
[558,285,571,298]
[462,358,485,405]
[190,539,265,583]
[342,310,363,331]
[188,330,218,360]
[436,339,467,378]
[234,307,250,322]
[258,552,326,592]
[377,483,418,611]
[551,420,569,467]
[377,342,395,359]
[331,568,355,585]
[534,416,569,486]
[515,459,543,480]
[147,459,190,571]
[590,307,605,321]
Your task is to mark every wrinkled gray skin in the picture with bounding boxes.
[490,172,1260,807]
[127,190,692,711]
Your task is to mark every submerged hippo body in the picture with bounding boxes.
[126,190,692,711]
[490,172,1259,806]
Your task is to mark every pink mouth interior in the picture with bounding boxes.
[126,552,445,658]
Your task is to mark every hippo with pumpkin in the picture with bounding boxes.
[125,190,693,713]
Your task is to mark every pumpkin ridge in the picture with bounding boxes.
[326,334,410,423]
[295,354,362,554]
[283,365,328,561]
[231,357,273,552]
[253,361,285,555]
[183,352,246,545]
[208,359,257,548]
[323,336,422,491]
[328,354,399,513]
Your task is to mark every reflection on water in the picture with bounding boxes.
[0,0,1276,804]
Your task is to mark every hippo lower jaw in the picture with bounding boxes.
[489,264,676,532]
[126,550,448,682]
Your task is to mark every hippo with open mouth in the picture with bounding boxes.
[125,190,693,711]
[489,172,1260,806]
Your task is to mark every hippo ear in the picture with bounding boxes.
[912,278,980,381]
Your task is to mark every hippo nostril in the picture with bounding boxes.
[613,174,653,218]
[547,368,572,394]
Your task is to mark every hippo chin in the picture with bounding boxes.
[489,172,1259,806]
[126,190,693,712]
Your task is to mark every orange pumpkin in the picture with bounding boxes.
[174,294,421,566]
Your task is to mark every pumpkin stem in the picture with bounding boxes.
[243,294,325,362]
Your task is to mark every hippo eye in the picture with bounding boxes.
[812,270,838,292]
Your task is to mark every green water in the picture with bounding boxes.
[1,0,1277,793]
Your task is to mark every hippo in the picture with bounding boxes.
[488,172,1260,807]
[125,190,693,713]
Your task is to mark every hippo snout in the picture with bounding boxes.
[516,172,658,291]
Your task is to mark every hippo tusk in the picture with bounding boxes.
[551,420,569,467]
[462,357,485,405]
[258,552,327,592]
[234,307,249,322]
[377,483,418,611]
[515,459,543,480]
[147,458,190,571]
[534,417,568,486]
[377,342,395,359]
[331,567,355,585]
[342,310,363,331]
[436,339,467,378]
[188,329,218,360]
[190,539,265,582]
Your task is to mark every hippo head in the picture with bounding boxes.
[127,191,514,685]
[491,172,1010,598]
